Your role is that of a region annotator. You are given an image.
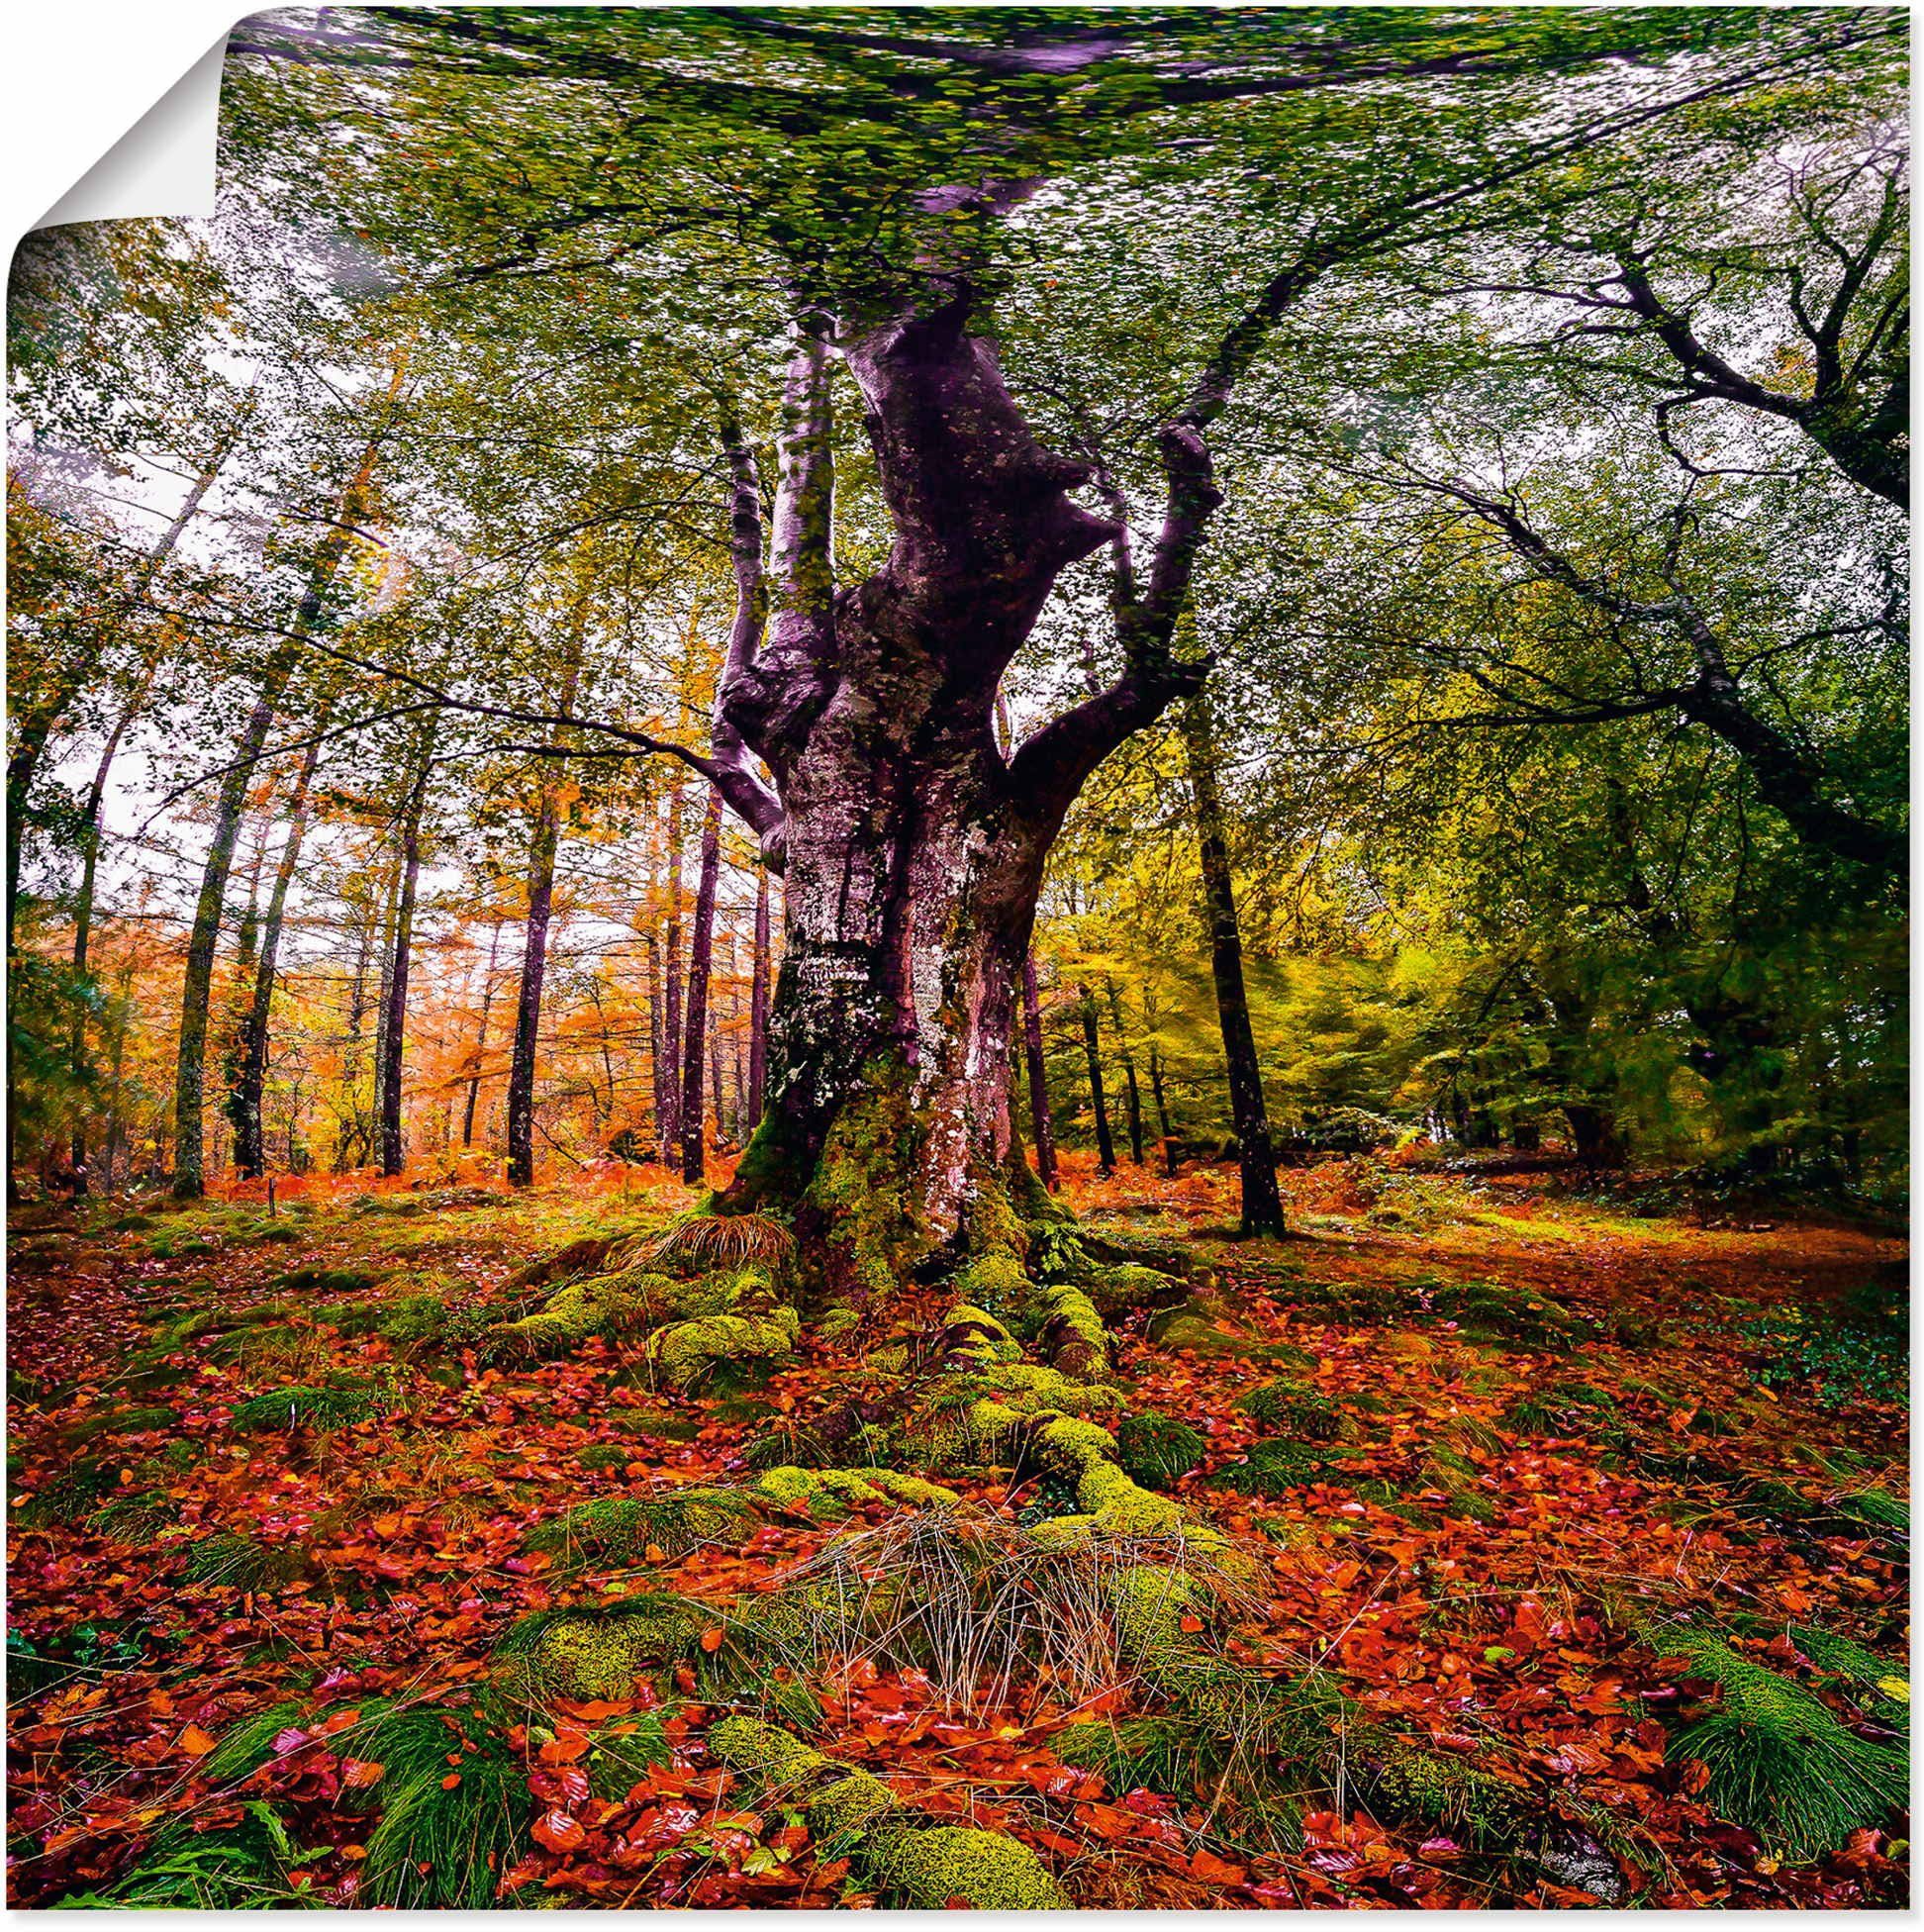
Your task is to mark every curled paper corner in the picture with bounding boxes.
[35,36,228,234]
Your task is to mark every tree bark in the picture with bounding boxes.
[504,621,585,1188]
[1020,950,1057,1191]
[368,854,402,1149]
[378,732,434,1178]
[335,891,377,1171]
[1181,694,1287,1237]
[64,669,161,1189]
[679,786,724,1185]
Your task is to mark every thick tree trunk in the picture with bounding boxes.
[230,730,326,1179]
[1020,951,1057,1192]
[706,280,1275,1296]
[1180,695,1287,1237]
[660,785,686,1163]
[747,860,771,1125]
[378,744,433,1178]
[679,786,724,1185]
[1565,1102,1626,1170]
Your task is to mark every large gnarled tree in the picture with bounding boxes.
[225,4,1900,1287]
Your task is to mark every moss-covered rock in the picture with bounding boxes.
[526,1489,762,1566]
[1432,1279,1587,1350]
[940,1303,1021,1366]
[273,1265,382,1294]
[491,1267,687,1358]
[644,1305,799,1390]
[1367,1747,1530,1846]
[1076,1261,1186,1316]
[752,1466,958,1513]
[506,1597,704,1700]
[1106,1563,1200,1659]
[710,1717,1066,1908]
[865,1825,1067,1909]
[952,1252,1026,1317]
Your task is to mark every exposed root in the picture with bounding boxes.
[712,1715,1068,1907]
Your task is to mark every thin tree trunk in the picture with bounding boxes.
[102,959,137,1189]
[711,1007,728,1148]
[230,727,326,1179]
[1106,978,1145,1165]
[461,919,503,1148]
[336,893,376,1171]
[1020,950,1057,1191]
[171,430,382,1198]
[368,854,402,1148]
[594,986,619,1130]
[378,734,434,1177]
[505,786,563,1189]
[1148,1041,1180,1177]
[643,931,665,1155]
[679,786,724,1185]
[1079,984,1117,1177]
[747,860,771,1126]
[1181,693,1286,1237]
[172,674,299,1198]
[660,784,686,1162]
[504,621,584,1188]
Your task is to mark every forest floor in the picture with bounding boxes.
[6,1153,1908,1909]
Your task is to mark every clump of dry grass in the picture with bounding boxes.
[743,1509,1261,1711]
[636,1211,796,1272]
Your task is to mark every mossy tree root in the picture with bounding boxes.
[710,1716,1067,1908]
